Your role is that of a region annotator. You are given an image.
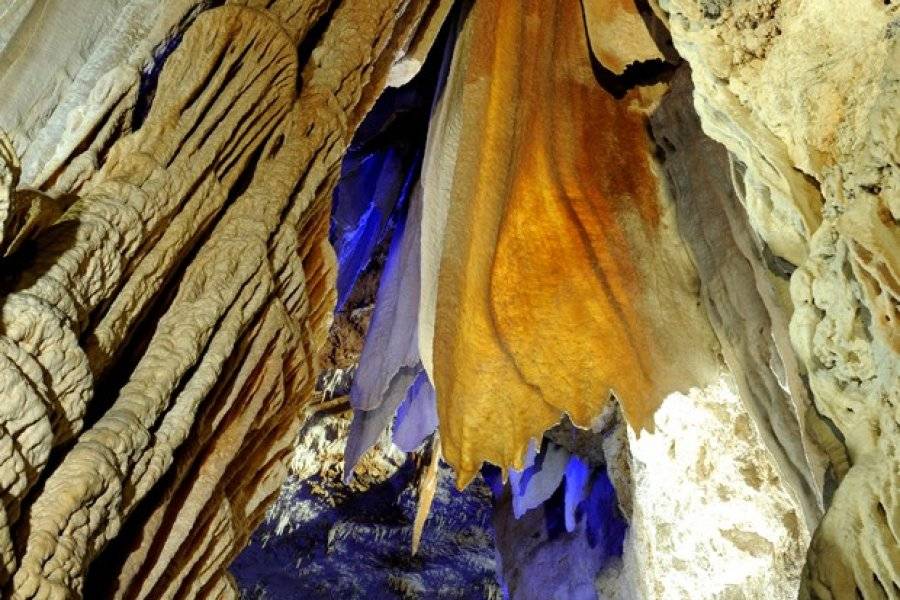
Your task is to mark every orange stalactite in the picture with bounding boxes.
[425,0,717,485]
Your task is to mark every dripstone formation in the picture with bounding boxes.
[0,1,895,598]
[0,1,449,597]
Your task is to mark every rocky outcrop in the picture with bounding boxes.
[656,1,899,596]
[615,378,810,599]
[649,65,838,536]
[0,1,446,597]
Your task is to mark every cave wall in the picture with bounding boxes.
[656,1,898,596]
[0,0,895,598]
[0,1,452,597]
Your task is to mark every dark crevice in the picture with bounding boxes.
[177,43,231,120]
[873,574,890,599]
[591,55,679,100]
[762,242,798,278]
[133,0,227,131]
[134,33,187,130]
[295,0,341,93]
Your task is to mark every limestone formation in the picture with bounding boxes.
[616,378,810,600]
[581,0,666,75]
[656,0,899,596]
[0,1,443,597]
[419,0,719,485]
[649,66,839,535]
[0,0,895,597]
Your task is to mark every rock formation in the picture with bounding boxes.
[417,0,719,485]
[656,1,899,596]
[0,0,895,598]
[0,1,450,597]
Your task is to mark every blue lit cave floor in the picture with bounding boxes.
[230,459,502,600]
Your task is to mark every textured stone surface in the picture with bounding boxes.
[614,378,810,600]
[0,1,436,597]
[0,0,203,189]
[649,66,840,533]
[657,1,899,596]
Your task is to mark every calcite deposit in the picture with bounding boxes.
[656,1,899,596]
[0,0,895,598]
[0,1,449,597]
[616,378,810,600]
[419,0,720,485]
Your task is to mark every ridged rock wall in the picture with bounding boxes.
[650,65,838,537]
[657,1,899,596]
[0,1,450,597]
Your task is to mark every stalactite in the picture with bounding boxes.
[418,0,718,484]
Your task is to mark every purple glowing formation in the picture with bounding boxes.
[343,176,430,478]
[498,442,628,600]
[563,454,591,533]
[393,369,439,452]
[333,32,445,476]
[510,443,569,519]
[330,43,439,309]
[513,447,626,560]
[331,147,419,310]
